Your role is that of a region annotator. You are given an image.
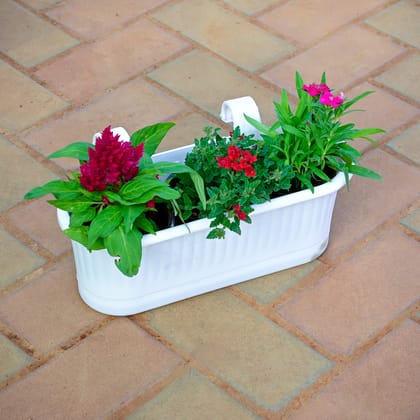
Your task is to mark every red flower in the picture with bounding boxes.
[233,204,247,221]
[303,83,330,97]
[80,126,144,192]
[216,145,257,177]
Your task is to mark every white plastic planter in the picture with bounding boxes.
[57,97,347,315]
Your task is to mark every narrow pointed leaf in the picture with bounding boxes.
[130,122,175,155]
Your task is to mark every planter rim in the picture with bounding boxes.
[57,141,348,246]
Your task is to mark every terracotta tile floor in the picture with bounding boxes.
[0,0,419,418]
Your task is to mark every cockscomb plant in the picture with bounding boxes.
[176,71,383,239]
[25,124,205,277]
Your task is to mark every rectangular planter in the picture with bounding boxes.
[57,144,346,315]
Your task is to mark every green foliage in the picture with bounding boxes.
[24,122,206,277]
[245,71,384,192]
[176,72,383,238]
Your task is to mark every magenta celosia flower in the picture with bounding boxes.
[80,126,144,192]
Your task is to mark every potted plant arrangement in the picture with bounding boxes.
[25,72,383,316]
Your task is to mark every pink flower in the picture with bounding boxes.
[80,126,144,192]
[319,91,344,108]
[303,83,330,97]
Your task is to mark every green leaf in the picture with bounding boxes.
[88,205,123,248]
[130,122,175,155]
[244,114,273,135]
[64,226,105,250]
[282,124,305,138]
[120,178,180,202]
[69,207,96,227]
[48,198,95,213]
[24,179,81,200]
[121,205,146,233]
[135,213,156,234]
[348,165,382,180]
[104,226,143,277]
[48,142,93,161]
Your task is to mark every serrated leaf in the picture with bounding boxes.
[48,142,93,161]
[104,226,142,277]
[87,205,123,248]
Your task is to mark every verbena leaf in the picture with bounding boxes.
[104,226,142,277]
[87,205,123,248]
[130,122,175,155]
[48,142,93,161]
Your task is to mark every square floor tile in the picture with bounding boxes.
[375,54,420,103]
[387,122,420,165]
[366,0,420,48]
[0,0,78,67]
[0,334,32,383]
[147,290,333,410]
[154,0,294,71]
[0,227,44,290]
[0,61,68,132]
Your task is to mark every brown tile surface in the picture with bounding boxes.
[35,19,189,103]
[278,228,420,355]
[401,207,420,235]
[22,78,187,170]
[0,227,44,290]
[323,149,420,262]
[0,135,55,212]
[387,122,420,165]
[127,369,258,419]
[1,1,419,418]
[366,0,420,48]
[0,334,32,383]
[158,113,215,152]
[0,0,78,68]
[0,318,181,418]
[154,0,294,71]
[290,320,420,419]
[259,0,388,46]
[375,54,420,103]
[262,25,405,94]
[0,258,104,354]
[8,198,71,256]
[149,50,280,122]
[238,261,320,304]
[147,290,333,410]
[0,61,68,132]
[47,0,169,40]
[341,83,419,150]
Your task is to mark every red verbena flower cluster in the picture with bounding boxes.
[80,126,144,192]
[233,204,247,221]
[216,145,257,177]
[303,83,344,108]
